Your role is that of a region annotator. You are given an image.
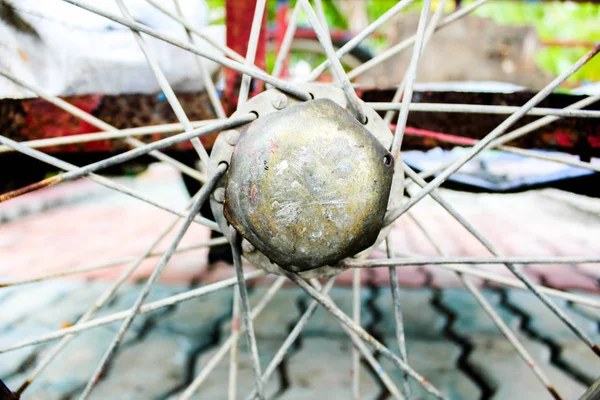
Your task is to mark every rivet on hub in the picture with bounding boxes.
[224,130,240,146]
[242,239,256,253]
[213,187,226,203]
[271,93,288,110]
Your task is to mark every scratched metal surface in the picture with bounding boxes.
[224,99,394,272]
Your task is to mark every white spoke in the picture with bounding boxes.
[279,268,447,400]
[178,277,286,400]
[415,93,600,180]
[396,164,600,356]
[60,0,311,101]
[271,1,301,80]
[407,211,559,398]
[386,236,411,398]
[346,255,600,267]
[347,0,490,81]
[228,289,241,400]
[0,134,220,230]
[0,120,216,154]
[389,0,431,161]
[116,0,210,166]
[0,237,228,288]
[370,102,600,119]
[386,44,600,225]
[0,70,207,183]
[0,270,267,354]
[238,0,267,106]
[246,275,404,400]
[309,279,405,400]
[298,0,367,123]
[78,164,227,399]
[306,0,416,82]
[0,114,254,204]
[172,0,227,119]
[15,195,196,395]
[352,268,361,400]
[145,0,246,63]
[230,229,264,400]
[383,0,448,125]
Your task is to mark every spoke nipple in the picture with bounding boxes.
[213,187,226,203]
[271,93,288,110]
[224,130,240,146]
[242,239,256,253]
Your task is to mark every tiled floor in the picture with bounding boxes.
[1,163,600,399]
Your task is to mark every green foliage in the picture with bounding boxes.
[468,0,600,83]
[204,0,600,83]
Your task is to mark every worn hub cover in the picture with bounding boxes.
[224,99,394,272]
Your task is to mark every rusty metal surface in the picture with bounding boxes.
[0,92,217,153]
[224,99,393,272]
[362,89,600,158]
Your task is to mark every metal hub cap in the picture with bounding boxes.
[224,99,394,272]
[209,84,403,277]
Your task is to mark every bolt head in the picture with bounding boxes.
[213,187,226,203]
[242,239,256,253]
[271,93,288,110]
[225,130,240,146]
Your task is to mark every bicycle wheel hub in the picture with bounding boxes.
[209,84,403,277]
[224,99,394,271]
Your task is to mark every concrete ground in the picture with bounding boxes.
[1,163,599,399]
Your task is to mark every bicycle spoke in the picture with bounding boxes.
[0,237,228,288]
[347,0,489,81]
[389,0,431,161]
[278,269,447,400]
[352,268,361,400]
[78,163,227,399]
[0,70,207,183]
[387,249,600,309]
[144,0,246,63]
[400,125,600,174]
[238,0,267,106]
[60,0,311,101]
[246,275,403,400]
[415,93,600,181]
[228,289,241,400]
[386,236,411,398]
[491,94,600,146]
[306,0,415,82]
[172,0,227,120]
[178,277,286,400]
[346,255,600,267]
[371,102,600,119]
[0,115,254,202]
[399,165,600,356]
[386,44,600,225]
[116,0,210,166]
[0,120,215,155]
[383,0,448,125]
[298,0,367,123]
[244,275,337,400]
[16,196,195,396]
[309,278,404,400]
[230,229,264,400]
[0,134,219,230]
[271,1,301,80]
[407,211,561,399]
[0,270,267,355]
